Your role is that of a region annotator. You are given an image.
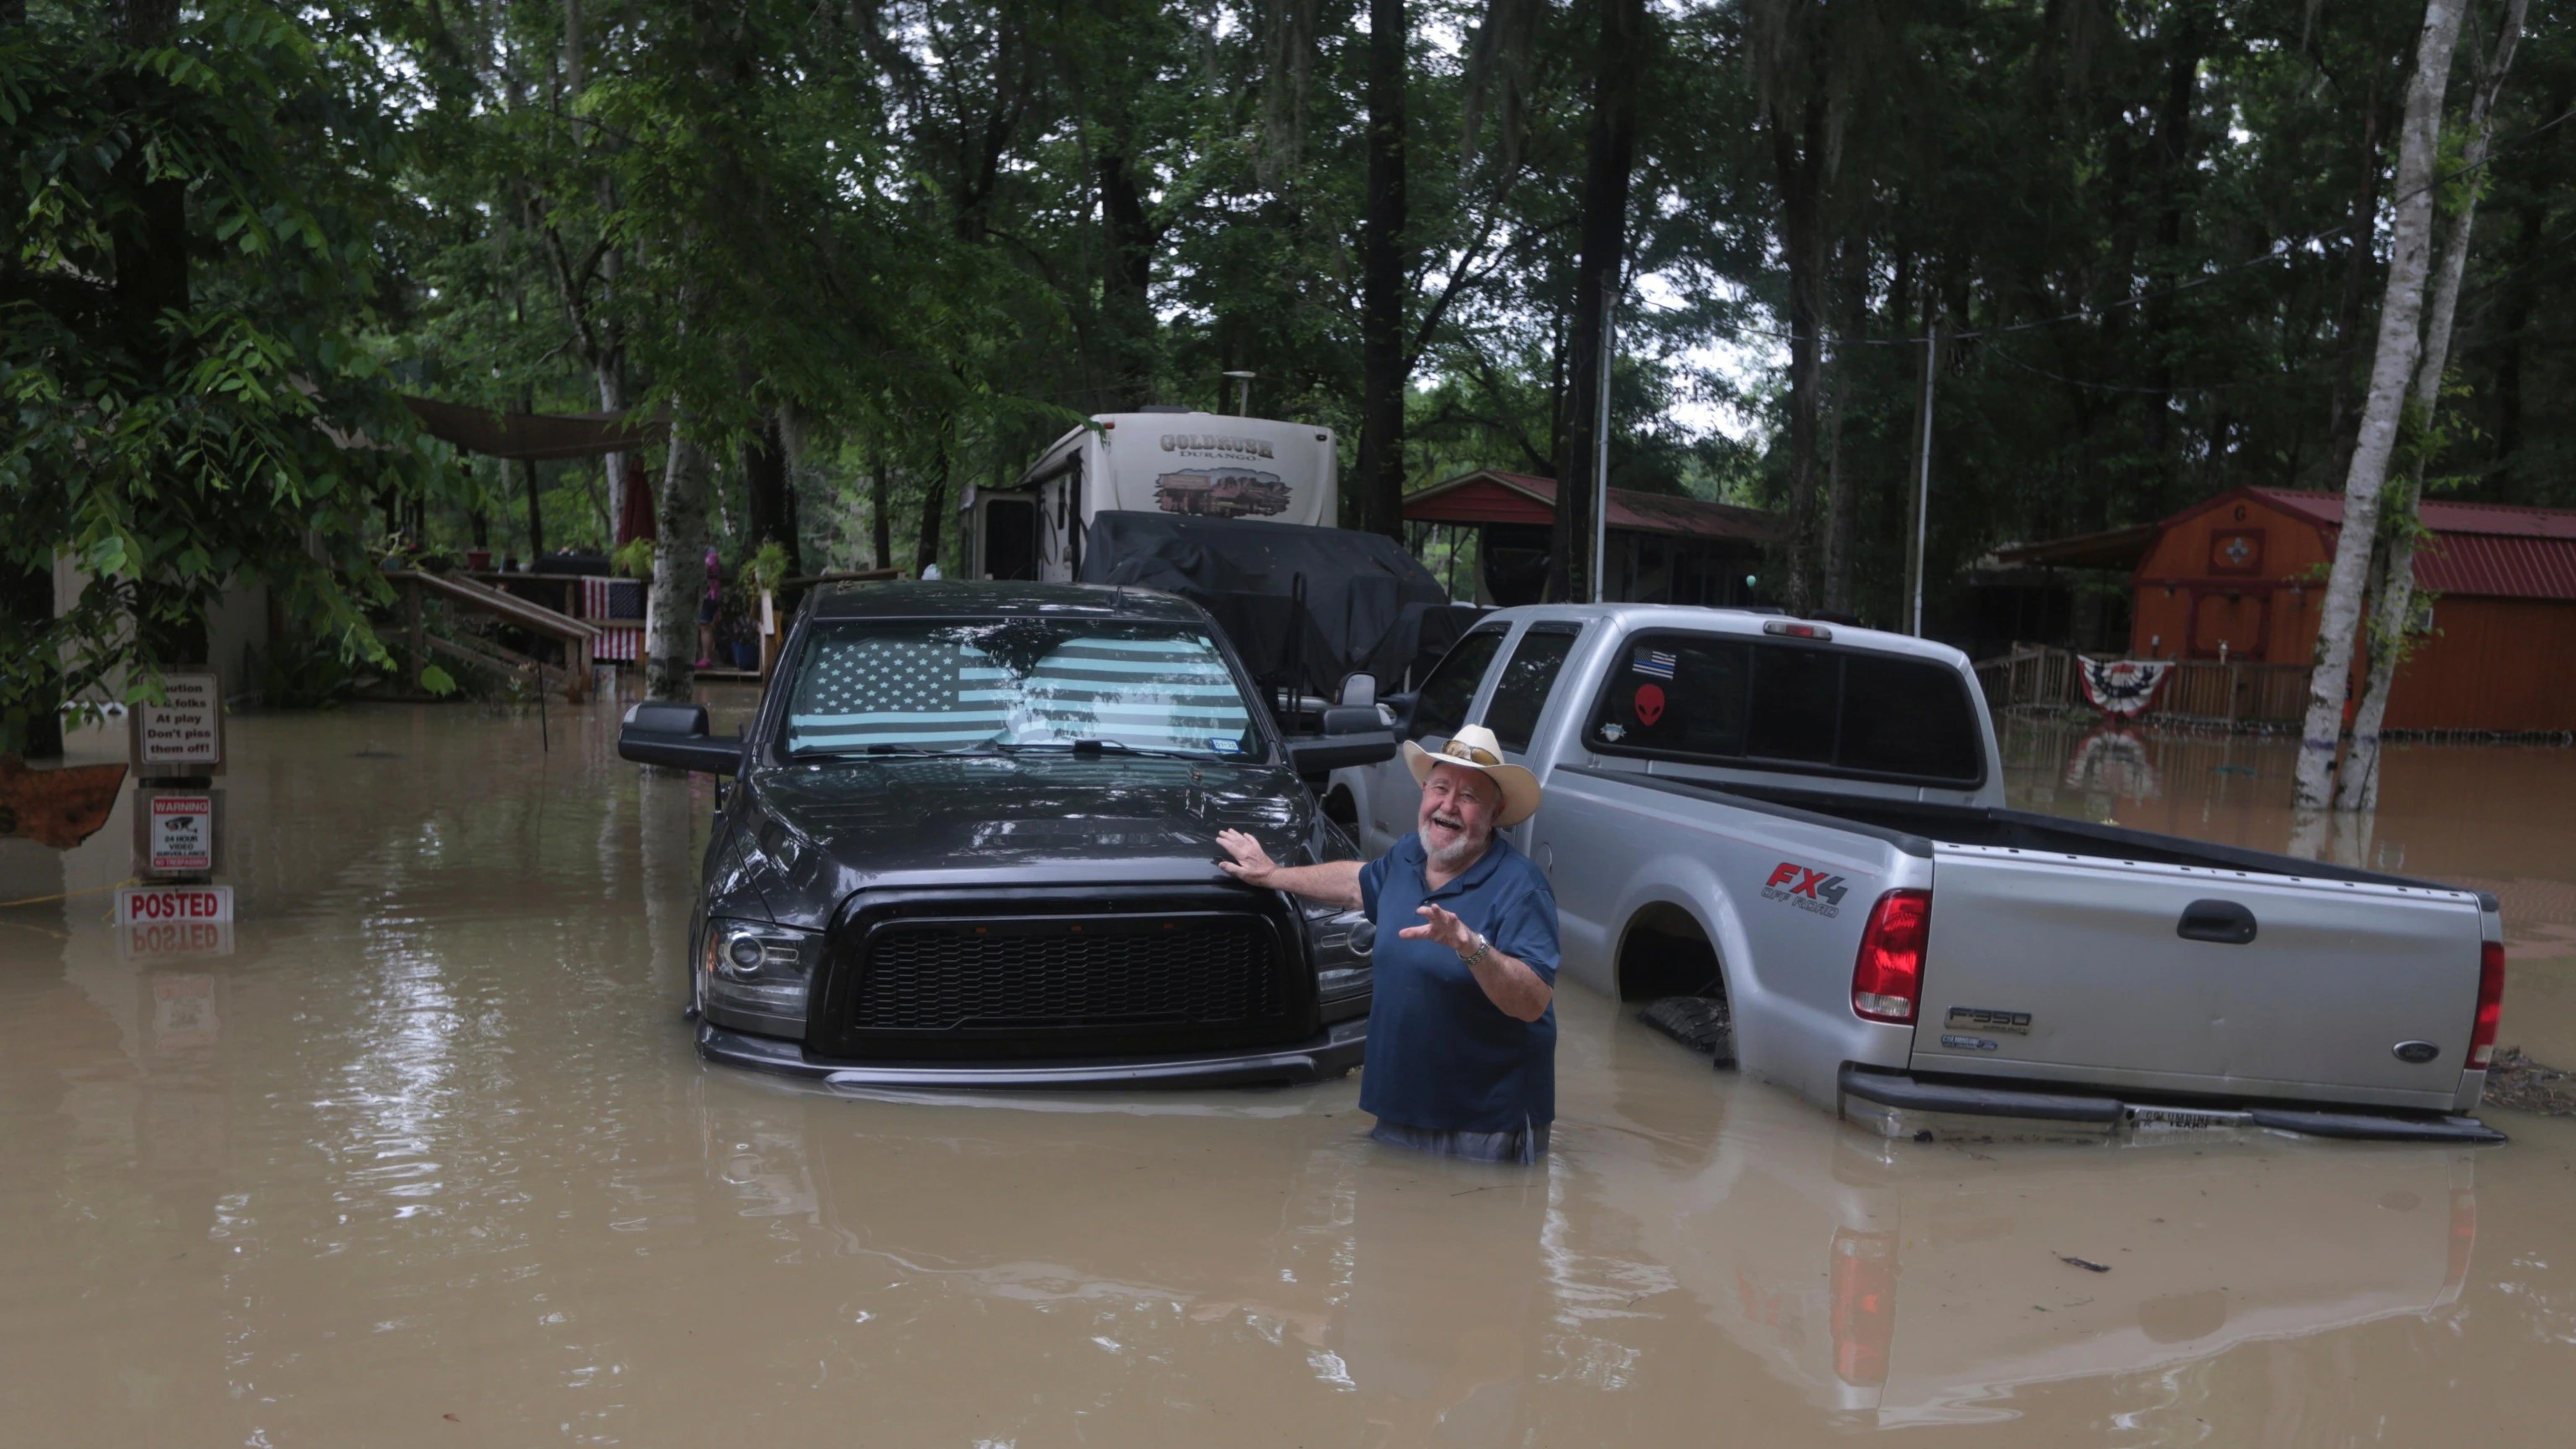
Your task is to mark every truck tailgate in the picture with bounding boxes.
[1911,844,2487,1110]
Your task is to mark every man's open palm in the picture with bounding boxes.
[1401,902,1475,955]
[1215,828,1275,884]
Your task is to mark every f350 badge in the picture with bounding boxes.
[1763,861,1849,918]
[1945,1005,2033,1036]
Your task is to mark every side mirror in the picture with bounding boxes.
[618,701,743,774]
[1336,672,1378,709]
[1288,730,1398,777]
[1318,705,1382,737]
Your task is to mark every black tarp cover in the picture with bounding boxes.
[1077,512,1471,702]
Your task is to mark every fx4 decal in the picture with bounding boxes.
[1762,860,1849,917]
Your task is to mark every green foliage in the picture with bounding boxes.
[611,538,657,580]
[0,0,462,745]
[12,0,2575,704]
[740,542,792,595]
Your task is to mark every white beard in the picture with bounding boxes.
[1426,826,1490,874]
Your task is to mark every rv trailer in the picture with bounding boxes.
[968,410,1339,583]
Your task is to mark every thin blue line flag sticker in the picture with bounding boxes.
[1632,649,1677,680]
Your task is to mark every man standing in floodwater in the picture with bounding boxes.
[1218,723,1560,1163]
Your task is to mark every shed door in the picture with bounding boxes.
[2189,590,2267,661]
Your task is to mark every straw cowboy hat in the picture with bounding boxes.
[1402,723,1544,828]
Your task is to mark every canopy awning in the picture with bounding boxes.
[402,397,662,461]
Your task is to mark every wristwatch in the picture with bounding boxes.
[1459,931,1493,969]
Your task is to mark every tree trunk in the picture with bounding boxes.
[870,454,894,572]
[1353,0,1409,542]
[740,408,802,579]
[645,426,711,702]
[2338,0,2527,812]
[600,354,651,545]
[1550,0,1645,604]
[1097,140,1157,408]
[111,0,194,668]
[1821,236,1867,615]
[1771,88,1828,614]
[915,434,949,578]
[522,456,545,562]
[2293,0,2466,810]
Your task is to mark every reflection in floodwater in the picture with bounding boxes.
[0,702,2571,1443]
[1687,1088,2480,1427]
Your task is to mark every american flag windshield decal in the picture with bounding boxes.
[786,620,1259,756]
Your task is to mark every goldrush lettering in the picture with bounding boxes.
[1158,434,1276,458]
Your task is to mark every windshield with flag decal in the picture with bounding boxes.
[784,618,1262,757]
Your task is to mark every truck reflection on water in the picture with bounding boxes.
[680,1062,2476,1439]
[1670,1088,2477,1426]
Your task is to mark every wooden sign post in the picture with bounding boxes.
[130,670,225,885]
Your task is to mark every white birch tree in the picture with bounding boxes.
[2293,0,2470,810]
[2336,0,2529,812]
[645,427,712,702]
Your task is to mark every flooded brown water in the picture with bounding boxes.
[4,697,2574,1445]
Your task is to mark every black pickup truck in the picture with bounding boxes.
[618,580,1398,1087]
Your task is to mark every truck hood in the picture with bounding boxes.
[725,754,1334,926]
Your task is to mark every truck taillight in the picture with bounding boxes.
[1852,890,1931,1024]
[2468,941,2506,1071]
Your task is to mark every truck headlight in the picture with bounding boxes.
[702,919,822,1025]
[1306,899,1374,1001]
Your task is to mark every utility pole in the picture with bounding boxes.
[1592,292,1614,604]
[1910,324,1938,637]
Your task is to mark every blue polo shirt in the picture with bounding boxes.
[1356,833,1561,1134]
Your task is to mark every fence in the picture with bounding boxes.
[1975,645,2309,731]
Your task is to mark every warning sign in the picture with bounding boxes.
[132,672,224,774]
[136,788,220,878]
[148,793,214,872]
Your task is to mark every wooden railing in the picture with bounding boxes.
[387,569,599,702]
[1976,645,2309,729]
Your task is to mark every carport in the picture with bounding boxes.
[1400,469,1774,607]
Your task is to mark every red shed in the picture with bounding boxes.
[2127,486,2576,731]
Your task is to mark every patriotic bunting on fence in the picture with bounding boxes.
[2076,658,2174,717]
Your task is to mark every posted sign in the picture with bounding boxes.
[117,884,233,926]
[135,787,221,878]
[132,673,224,773]
[116,885,235,960]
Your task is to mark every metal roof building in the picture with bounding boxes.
[2009,486,2576,733]
[1401,469,1774,607]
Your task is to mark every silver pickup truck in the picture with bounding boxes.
[1328,604,2507,1143]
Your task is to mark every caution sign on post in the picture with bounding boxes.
[130,672,226,775]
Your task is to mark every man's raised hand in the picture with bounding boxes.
[1400,902,1476,956]
[1215,828,1276,886]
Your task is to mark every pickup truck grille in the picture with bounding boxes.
[851,917,1286,1032]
